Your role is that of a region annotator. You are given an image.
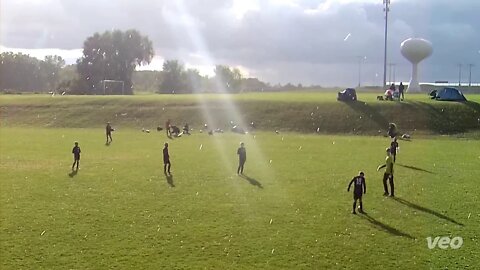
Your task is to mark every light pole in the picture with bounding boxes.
[388,63,396,85]
[468,64,474,87]
[458,64,462,86]
[357,56,366,87]
[382,0,390,88]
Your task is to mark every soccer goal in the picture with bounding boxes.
[102,80,124,95]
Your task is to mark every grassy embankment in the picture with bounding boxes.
[1,92,480,135]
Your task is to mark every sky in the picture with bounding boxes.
[1,0,479,86]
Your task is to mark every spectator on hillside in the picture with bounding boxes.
[399,82,405,101]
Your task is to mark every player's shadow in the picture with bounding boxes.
[239,174,263,189]
[397,163,435,174]
[358,213,415,239]
[105,142,111,146]
[164,173,175,187]
[68,170,78,178]
[392,197,464,226]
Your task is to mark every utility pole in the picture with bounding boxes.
[468,64,474,87]
[382,0,390,88]
[458,64,462,86]
[357,56,366,87]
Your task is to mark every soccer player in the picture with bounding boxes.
[106,122,113,144]
[390,137,399,162]
[377,148,395,197]
[237,142,246,175]
[387,123,397,138]
[347,171,366,214]
[163,143,171,175]
[71,141,81,171]
[165,119,171,137]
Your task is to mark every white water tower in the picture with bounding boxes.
[400,38,433,92]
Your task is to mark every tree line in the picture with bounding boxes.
[1,29,321,94]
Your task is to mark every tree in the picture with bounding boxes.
[76,29,154,94]
[214,65,243,93]
[0,52,65,92]
[158,60,186,94]
[41,55,65,90]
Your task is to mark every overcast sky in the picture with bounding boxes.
[1,0,479,86]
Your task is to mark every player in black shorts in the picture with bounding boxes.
[347,171,366,214]
[163,142,171,175]
[72,141,81,171]
[390,137,399,162]
[237,142,246,175]
[106,122,113,144]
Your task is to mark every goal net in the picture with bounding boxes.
[102,80,124,95]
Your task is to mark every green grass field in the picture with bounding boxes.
[1,127,479,269]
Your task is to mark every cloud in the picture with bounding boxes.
[1,0,478,86]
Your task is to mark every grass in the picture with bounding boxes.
[1,127,479,269]
[1,92,480,135]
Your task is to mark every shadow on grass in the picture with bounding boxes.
[393,197,464,226]
[358,213,415,239]
[463,101,480,114]
[105,142,111,146]
[344,100,389,130]
[68,170,78,178]
[164,172,175,187]
[239,174,263,189]
[397,163,435,174]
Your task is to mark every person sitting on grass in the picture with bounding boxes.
[183,123,190,135]
[347,171,366,214]
[71,141,81,171]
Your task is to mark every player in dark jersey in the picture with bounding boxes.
[387,123,397,139]
[237,142,246,175]
[163,142,171,175]
[390,137,399,162]
[106,122,113,144]
[71,141,81,171]
[347,171,366,214]
[165,119,171,137]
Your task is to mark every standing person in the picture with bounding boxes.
[389,83,396,91]
[387,123,397,139]
[347,171,366,214]
[390,137,399,162]
[399,82,405,101]
[377,148,395,197]
[165,119,171,137]
[106,122,113,144]
[237,142,246,175]
[163,143,171,175]
[71,141,81,171]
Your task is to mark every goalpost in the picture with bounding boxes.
[102,80,125,95]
